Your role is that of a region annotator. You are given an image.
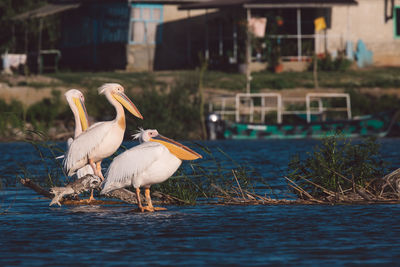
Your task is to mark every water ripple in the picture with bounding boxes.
[2,140,400,265]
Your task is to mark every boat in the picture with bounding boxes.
[206,92,399,140]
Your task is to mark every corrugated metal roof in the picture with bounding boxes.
[13,3,80,20]
[180,0,357,10]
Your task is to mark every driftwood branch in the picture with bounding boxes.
[20,175,186,206]
[50,174,102,206]
[379,168,400,197]
[20,178,53,199]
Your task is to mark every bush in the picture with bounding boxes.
[287,136,387,198]
[81,73,202,140]
[132,73,202,139]
[345,88,400,117]
[0,99,24,134]
[26,90,62,130]
[310,53,352,72]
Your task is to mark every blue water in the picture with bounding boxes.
[1,139,400,266]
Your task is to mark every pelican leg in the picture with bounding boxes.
[144,188,166,212]
[135,188,145,212]
[96,161,104,181]
[88,190,95,202]
[89,159,97,175]
[86,159,97,203]
[143,188,155,212]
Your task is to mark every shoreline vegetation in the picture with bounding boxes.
[17,133,400,207]
[1,67,400,141]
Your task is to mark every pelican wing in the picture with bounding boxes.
[76,164,94,178]
[67,137,73,147]
[101,142,167,194]
[64,121,113,173]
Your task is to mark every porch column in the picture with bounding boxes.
[233,18,238,63]
[346,6,353,59]
[219,20,223,56]
[296,8,302,62]
[246,8,252,94]
[38,18,43,74]
[187,10,192,65]
[205,9,209,60]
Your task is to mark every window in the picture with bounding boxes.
[129,4,163,44]
[395,6,400,38]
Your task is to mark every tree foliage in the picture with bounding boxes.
[0,0,60,54]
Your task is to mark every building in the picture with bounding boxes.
[13,0,212,71]
[12,0,400,72]
[180,0,400,69]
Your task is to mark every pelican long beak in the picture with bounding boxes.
[150,135,202,160]
[112,92,143,119]
[73,97,89,131]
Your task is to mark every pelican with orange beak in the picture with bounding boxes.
[64,89,93,178]
[101,129,202,212]
[64,83,143,201]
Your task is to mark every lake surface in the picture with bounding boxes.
[1,139,400,266]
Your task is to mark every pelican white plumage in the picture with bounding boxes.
[64,89,93,178]
[101,129,202,212]
[63,83,143,201]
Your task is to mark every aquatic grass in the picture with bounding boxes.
[152,143,264,204]
[19,130,68,188]
[16,132,268,205]
[287,135,388,199]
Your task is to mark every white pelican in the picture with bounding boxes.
[101,129,202,212]
[64,83,143,201]
[64,89,93,178]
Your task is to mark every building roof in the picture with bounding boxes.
[13,3,80,20]
[180,0,358,10]
[12,0,209,20]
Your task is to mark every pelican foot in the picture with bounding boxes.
[154,207,167,211]
[76,198,96,204]
[143,206,168,212]
[132,207,147,213]
[132,206,167,212]
[142,206,155,212]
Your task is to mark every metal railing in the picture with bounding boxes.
[209,92,352,124]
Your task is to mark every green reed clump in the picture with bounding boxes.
[152,145,259,204]
[287,136,387,198]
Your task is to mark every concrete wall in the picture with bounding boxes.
[126,5,212,71]
[326,0,400,66]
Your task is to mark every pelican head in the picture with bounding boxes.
[65,89,89,131]
[98,83,143,119]
[133,128,159,143]
[133,128,202,160]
